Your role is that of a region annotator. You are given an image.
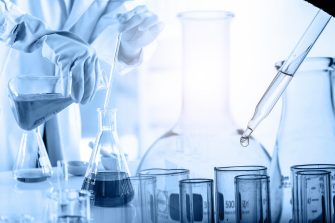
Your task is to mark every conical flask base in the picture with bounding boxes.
[13,128,53,183]
[82,171,134,207]
[81,108,134,207]
[14,168,50,183]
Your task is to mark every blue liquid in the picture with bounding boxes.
[10,94,72,130]
[82,171,134,207]
[57,215,87,223]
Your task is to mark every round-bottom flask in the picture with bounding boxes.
[82,108,134,207]
[137,10,270,188]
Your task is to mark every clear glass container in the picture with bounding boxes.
[138,168,190,223]
[81,108,134,207]
[8,76,72,131]
[13,128,53,182]
[137,11,270,178]
[270,57,335,222]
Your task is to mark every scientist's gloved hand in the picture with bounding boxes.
[117,5,164,64]
[40,32,102,104]
[2,11,103,104]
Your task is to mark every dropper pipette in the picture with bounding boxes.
[240,9,331,147]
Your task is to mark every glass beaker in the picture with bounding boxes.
[234,174,271,223]
[270,57,335,222]
[121,176,157,223]
[13,127,53,183]
[81,108,134,207]
[8,76,72,131]
[294,170,331,223]
[179,178,214,223]
[291,164,335,222]
[137,10,270,178]
[138,168,190,223]
[214,166,267,223]
[46,189,91,223]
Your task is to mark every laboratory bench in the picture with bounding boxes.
[0,170,137,223]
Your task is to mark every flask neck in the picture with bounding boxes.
[180,72,232,126]
[177,11,234,127]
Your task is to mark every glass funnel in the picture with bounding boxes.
[81,108,134,207]
[13,127,53,182]
[137,11,270,178]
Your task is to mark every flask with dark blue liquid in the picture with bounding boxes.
[82,108,134,207]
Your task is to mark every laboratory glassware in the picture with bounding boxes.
[12,127,53,183]
[137,10,270,179]
[8,75,73,131]
[214,166,267,223]
[294,170,331,223]
[179,178,214,223]
[119,176,157,223]
[81,108,134,207]
[235,174,271,223]
[270,57,335,222]
[46,189,91,223]
[7,21,121,131]
[240,9,331,146]
[291,164,335,223]
[138,168,189,223]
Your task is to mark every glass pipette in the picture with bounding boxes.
[240,9,332,147]
[104,33,122,109]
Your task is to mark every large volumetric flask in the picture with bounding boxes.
[82,108,134,207]
[137,10,270,179]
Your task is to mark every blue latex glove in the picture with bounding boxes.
[40,32,102,104]
[117,5,164,64]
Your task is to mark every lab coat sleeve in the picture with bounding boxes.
[0,0,59,52]
[0,0,27,44]
[0,1,104,104]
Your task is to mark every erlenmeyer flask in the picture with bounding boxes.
[137,11,270,179]
[81,108,134,207]
[13,128,53,183]
[270,57,335,222]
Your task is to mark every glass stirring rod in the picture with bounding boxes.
[240,9,331,147]
[104,33,122,109]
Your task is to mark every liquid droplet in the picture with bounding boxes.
[240,127,253,147]
[240,136,249,147]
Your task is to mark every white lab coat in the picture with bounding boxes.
[0,0,129,170]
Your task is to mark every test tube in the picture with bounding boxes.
[179,179,214,223]
[295,170,331,223]
[138,168,190,223]
[235,174,271,223]
[214,166,267,222]
[291,164,335,222]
